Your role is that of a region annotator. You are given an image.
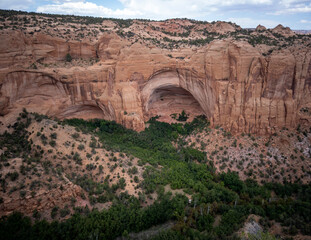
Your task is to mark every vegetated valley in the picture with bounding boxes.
[0,109,310,240]
[0,9,310,240]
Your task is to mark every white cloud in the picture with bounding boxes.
[51,0,85,3]
[30,0,311,29]
[119,0,273,17]
[227,17,279,28]
[35,0,311,20]
[36,0,276,20]
[273,2,311,14]
[0,0,33,10]
[300,19,311,23]
[279,0,301,7]
[37,1,141,18]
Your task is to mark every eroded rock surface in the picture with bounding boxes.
[0,17,311,134]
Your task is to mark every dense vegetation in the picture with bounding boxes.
[0,112,310,239]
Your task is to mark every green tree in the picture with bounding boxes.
[65,53,72,62]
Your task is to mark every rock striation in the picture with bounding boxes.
[0,20,310,134]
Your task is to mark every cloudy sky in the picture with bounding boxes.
[1,0,311,29]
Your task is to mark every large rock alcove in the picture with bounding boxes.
[0,71,108,120]
[141,70,213,123]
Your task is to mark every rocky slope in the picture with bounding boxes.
[0,112,145,219]
[0,10,311,134]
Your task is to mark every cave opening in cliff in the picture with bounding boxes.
[146,85,205,123]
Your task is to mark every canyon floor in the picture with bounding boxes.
[0,110,310,239]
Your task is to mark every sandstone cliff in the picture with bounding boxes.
[0,13,310,134]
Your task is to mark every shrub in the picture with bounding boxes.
[6,171,19,181]
[60,207,70,218]
[19,190,26,198]
[78,144,84,150]
[71,133,80,139]
[128,166,138,175]
[89,140,97,148]
[134,176,139,183]
[73,152,82,165]
[177,110,189,121]
[86,164,96,171]
[40,134,48,145]
[49,140,56,147]
[50,133,57,139]
[65,53,72,62]
[51,206,59,219]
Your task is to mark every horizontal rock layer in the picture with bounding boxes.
[0,31,310,134]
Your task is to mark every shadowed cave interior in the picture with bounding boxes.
[146,85,205,123]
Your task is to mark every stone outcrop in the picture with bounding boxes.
[272,24,296,37]
[255,25,266,32]
[0,31,97,68]
[0,29,310,134]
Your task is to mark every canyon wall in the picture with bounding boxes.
[0,31,311,134]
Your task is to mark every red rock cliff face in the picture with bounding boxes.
[0,31,310,134]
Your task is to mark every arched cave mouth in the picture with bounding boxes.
[146,86,205,123]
